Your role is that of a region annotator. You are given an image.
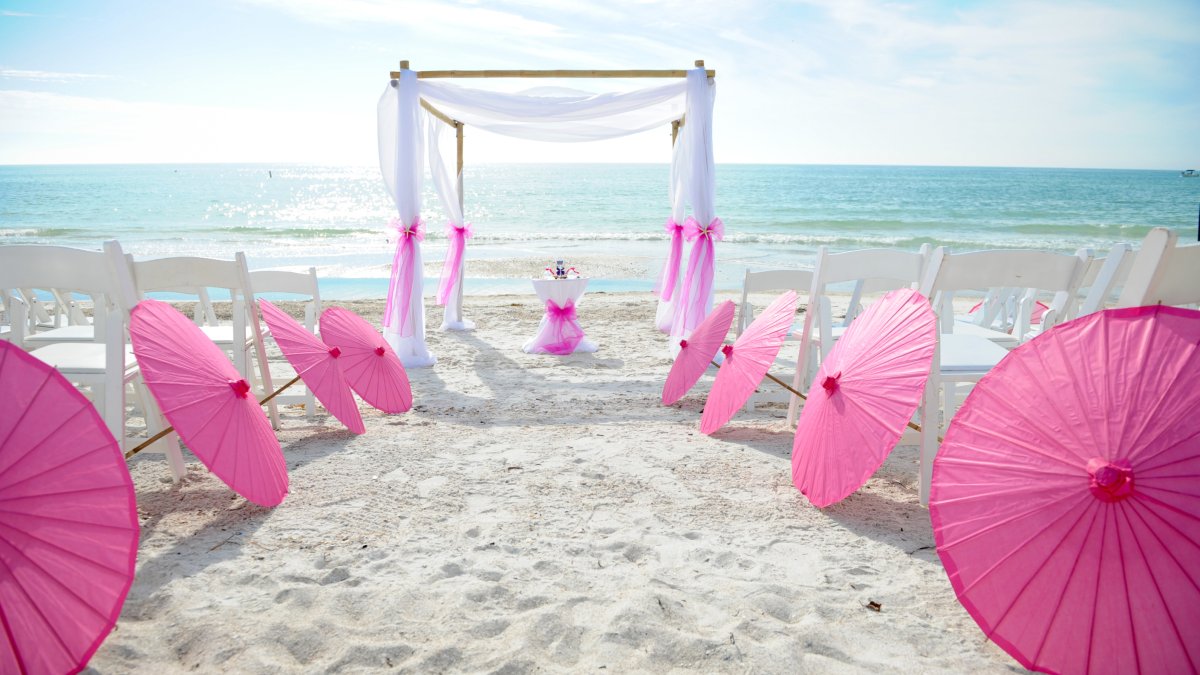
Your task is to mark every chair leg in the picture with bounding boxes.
[135,379,186,481]
[919,377,940,507]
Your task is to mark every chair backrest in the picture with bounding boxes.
[0,243,137,338]
[919,247,1091,336]
[736,268,813,335]
[1071,243,1133,319]
[250,267,321,331]
[0,242,135,352]
[1117,227,1200,308]
[810,245,931,328]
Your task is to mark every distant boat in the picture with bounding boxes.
[1183,169,1199,177]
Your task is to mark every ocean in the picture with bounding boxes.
[2,163,1196,299]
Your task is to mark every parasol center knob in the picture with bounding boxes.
[375,346,386,356]
[822,371,842,395]
[679,339,689,349]
[1087,458,1134,503]
[328,346,341,358]
[228,379,251,399]
[722,344,734,358]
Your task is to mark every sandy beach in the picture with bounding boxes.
[92,289,1021,674]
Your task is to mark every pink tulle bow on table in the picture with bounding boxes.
[384,215,424,335]
[528,299,583,355]
[437,221,473,306]
[674,216,725,334]
[658,217,686,302]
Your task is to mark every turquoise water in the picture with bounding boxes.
[2,163,1196,298]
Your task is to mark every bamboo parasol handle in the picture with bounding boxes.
[124,374,303,459]
[709,360,934,439]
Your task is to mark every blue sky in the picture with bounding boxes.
[1,0,1197,168]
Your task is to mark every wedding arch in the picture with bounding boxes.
[378,60,719,367]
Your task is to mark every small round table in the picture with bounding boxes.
[522,278,598,355]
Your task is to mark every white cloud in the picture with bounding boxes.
[1,69,112,82]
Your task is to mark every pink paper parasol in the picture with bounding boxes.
[662,300,735,406]
[319,307,412,414]
[791,288,936,507]
[699,291,797,435]
[259,300,365,434]
[0,340,139,674]
[930,305,1200,674]
[130,298,288,507]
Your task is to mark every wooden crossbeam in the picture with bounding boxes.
[391,59,713,80]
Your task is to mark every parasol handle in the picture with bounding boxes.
[710,360,937,440]
[124,374,304,459]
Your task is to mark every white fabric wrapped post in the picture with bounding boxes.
[654,118,692,333]
[668,68,719,342]
[427,114,474,331]
[378,71,436,367]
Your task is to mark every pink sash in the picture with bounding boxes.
[383,216,424,336]
[437,222,472,306]
[656,217,685,301]
[676,216,724,333]
[531,299,583,355]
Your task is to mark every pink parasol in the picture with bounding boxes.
[930,304,1200,674]
[130,298,288,507]
[259,300,365,434]
[0,340,139,674]
[699,291,797,435]
[790,288,937,507]
[319,307,413,414]
[662,300,735,406]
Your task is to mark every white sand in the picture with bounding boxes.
[95,290,1021,673]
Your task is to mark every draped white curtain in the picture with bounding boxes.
[426,114,473,331]
[667,69,718,340]
[378,67,715,356]
[378,70,435,367]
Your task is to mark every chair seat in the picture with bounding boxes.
[939,333,1009,372]
[23,325,97,344]
[198,325,248,346]
[30,342,138,375]
[951,322,1019,349]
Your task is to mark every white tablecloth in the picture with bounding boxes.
[522,278,598,354]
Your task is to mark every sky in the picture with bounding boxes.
[1,0,1197,169]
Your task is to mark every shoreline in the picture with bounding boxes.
[95,291,1016,673]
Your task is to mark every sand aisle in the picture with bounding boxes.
[95,291,1019,673]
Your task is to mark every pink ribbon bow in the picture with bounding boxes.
[530,299,583,355]
[657,217,686,302]
[672,215,725,336]
[387,216,424,242]
[683,216,724,242]
[546,299,577,321]
[384,215,424,335]
[437,222,473,306]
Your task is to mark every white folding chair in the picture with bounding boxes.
[916,247,1091,505]
[127,253,279,428]
[1117,228,1200,308]
[250,267,321,422]
[786,246,930,425]
[0,242,180,473]
[734,268,813,410]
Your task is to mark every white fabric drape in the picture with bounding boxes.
[426,113,474,331]
[654,130,690,333]
[416,80,687,142]
[668,69,718,339]
[378,71,436,367]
